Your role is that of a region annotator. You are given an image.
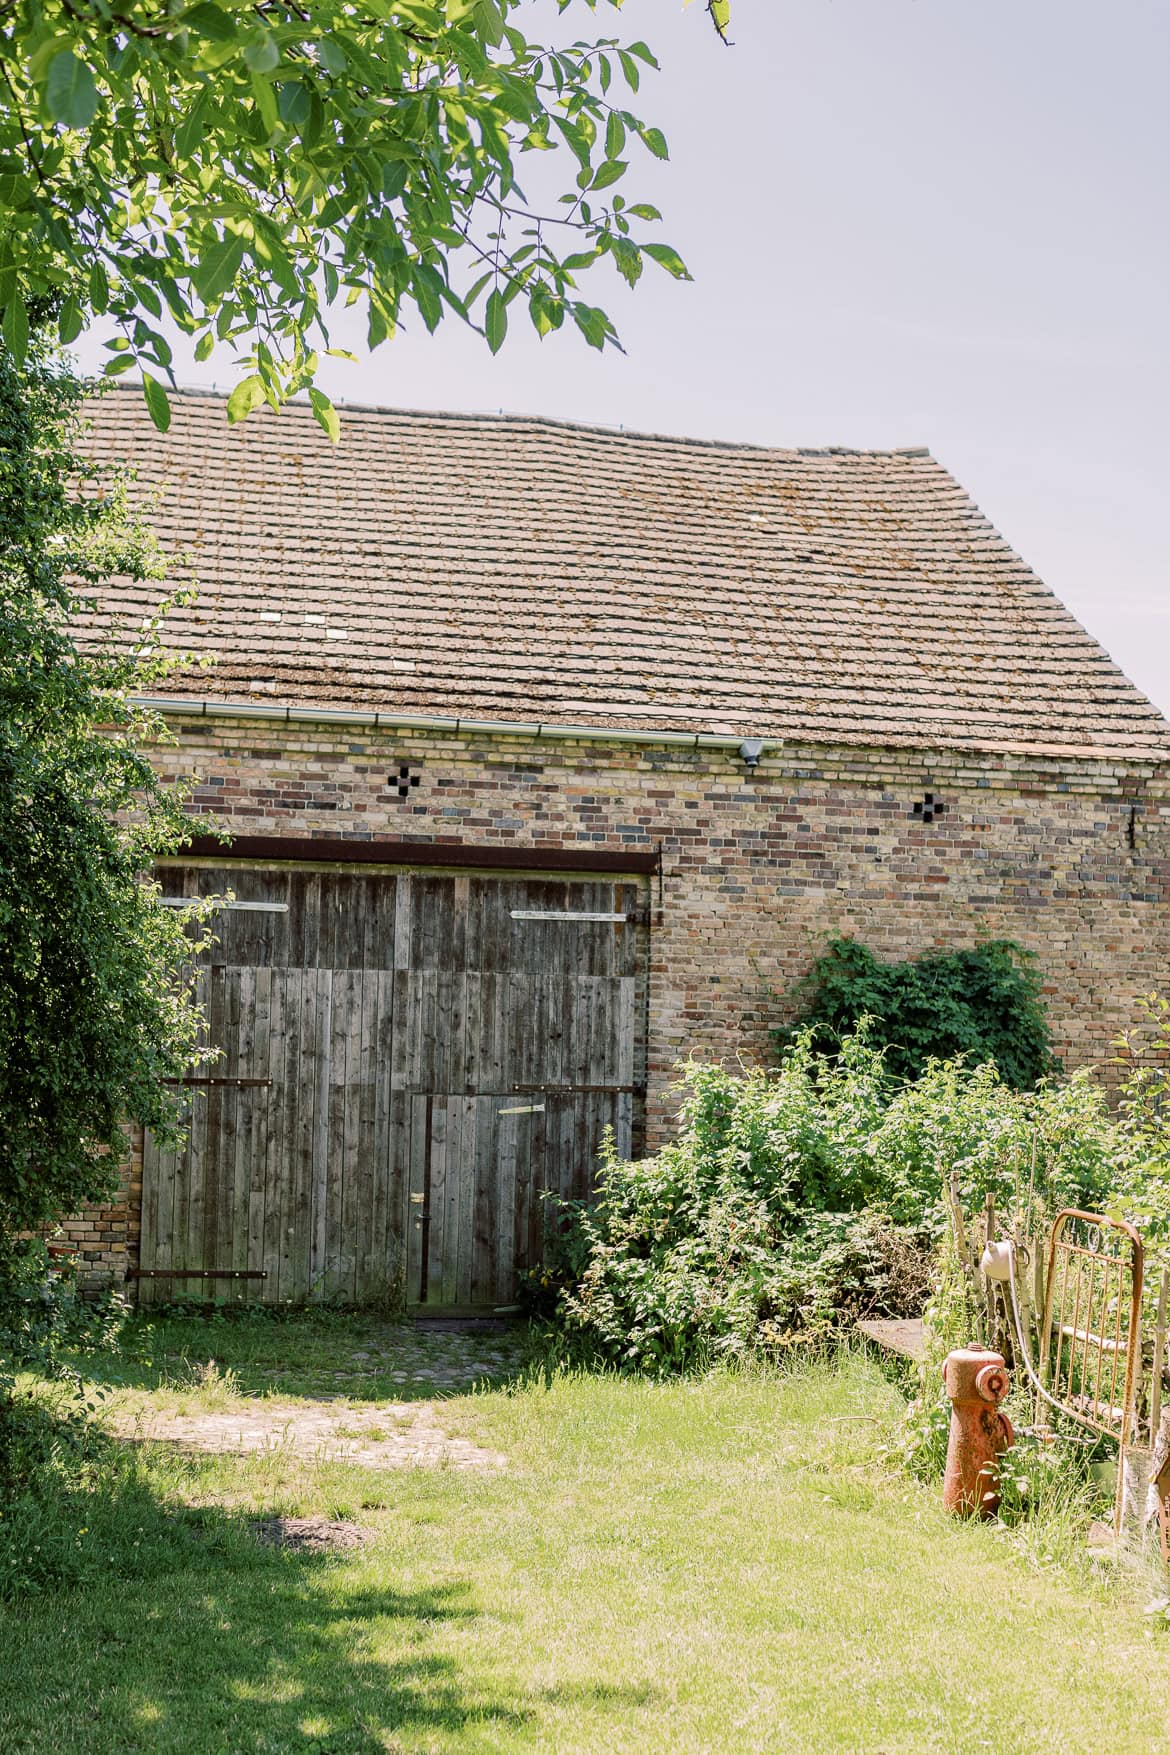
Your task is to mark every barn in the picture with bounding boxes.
[70,385,1170,1309]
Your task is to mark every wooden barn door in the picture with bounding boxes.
[140,864,646,1308]
[397,875,644,1308]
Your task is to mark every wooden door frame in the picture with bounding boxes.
[176,832,660,877]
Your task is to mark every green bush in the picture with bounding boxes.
[776,937,1058,1089]
[0,1240,129,1378]
[553,1026,1117,1377]
[554,1033,924,1374]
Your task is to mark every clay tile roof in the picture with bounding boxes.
[78,384,1170,762]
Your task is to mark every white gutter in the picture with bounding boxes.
[132,695,764,754]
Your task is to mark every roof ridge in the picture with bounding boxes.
[96,379,935,462]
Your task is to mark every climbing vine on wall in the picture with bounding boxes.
[774,937,1058,1090]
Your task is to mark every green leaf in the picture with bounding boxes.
[317,38,347,77]
[473,0,505,46]
[2,294,28,364]
[573,303,612,352]
[611,238,643,289]
[45,51,99,129]
[628,42,660,68]
[250,71,279,135]
[226,373,266,423]
[58,295,84,345]
[278,81,312,130]
[552,115,592,169]
[176,90,213,160]
[382,160,409,201]
[244,32,280,73]
[485,287,507,354]
[194,234,245,304]
[639,127,669,162]
[606,112,626,159]
[591,159,627,192]
[194,331,215,362]
[184,4,238,42]
[412,264,443,334]
[309,386,340,443]
[141,373,172,433]
[88,260,110,314]
[641,242,692,281]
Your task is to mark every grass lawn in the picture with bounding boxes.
[2,1313,1170,1754]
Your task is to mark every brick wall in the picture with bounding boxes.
[66,712,1170,1285]
[55,1134,141,1287]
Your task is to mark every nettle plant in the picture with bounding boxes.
[0,0,729,433]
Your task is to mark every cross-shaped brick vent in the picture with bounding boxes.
[911,792,947,824]
[393,765,422,801]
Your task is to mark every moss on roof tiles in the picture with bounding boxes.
[77,384,1170,762]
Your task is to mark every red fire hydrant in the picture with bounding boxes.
[942,1347,1013,1518]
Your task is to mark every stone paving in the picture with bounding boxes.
[111,1322,526,1472]
[326,1325,527,1393]
[117,1396,506,1471]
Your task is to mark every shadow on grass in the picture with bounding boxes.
[66,1309,535,1406]
[0,1397,532,1752]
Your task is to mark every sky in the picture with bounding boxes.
[74,0,1170,715]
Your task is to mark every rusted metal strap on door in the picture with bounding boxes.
[1039,1209,1144,1450]
[510,1082,646,1096]
[510,909,636,923]
[162,1077,273,1088]
[128,1269,268,1280]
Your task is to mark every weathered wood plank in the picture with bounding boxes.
[369,973,398,1302]
[291,968,322,1298]
[231,967,256,1297]
[407,1094,429,1304]
[471,1099,496,1307]
[276,965,304,1304]
[352,966,377,1302]
[441,1096,463,1307]
[200,969,228,1287]
[457,1095,477,1306]
[338,967,364,1302]
[495,1107,517,1305]
[857,1318,927,1363]
[245,964,272,1305]
[262,966,287,1301]
[429,1098,448,1304]
[308,968,331,1298]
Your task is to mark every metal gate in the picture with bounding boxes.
[138,863,648,1307]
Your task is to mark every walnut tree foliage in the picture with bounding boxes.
[0,0,729,437]
[0,340,208,1259]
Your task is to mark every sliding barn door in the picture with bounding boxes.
[139,865,647,1307]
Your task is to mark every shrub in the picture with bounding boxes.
[555,1035,930,1374]
[553,1025,1118,1377]
[775,937,1058,1089]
